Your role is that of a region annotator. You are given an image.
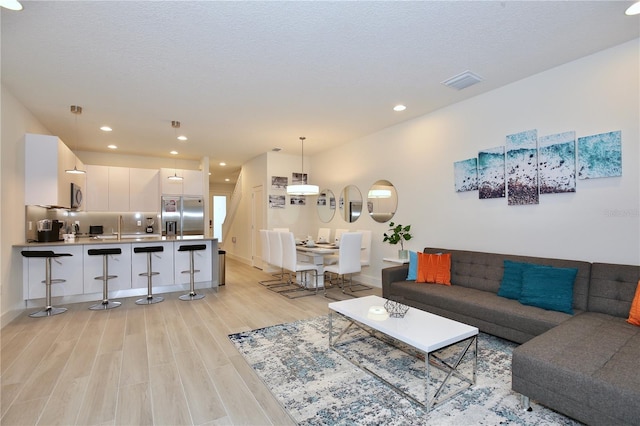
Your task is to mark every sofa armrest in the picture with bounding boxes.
[381,265,409,297]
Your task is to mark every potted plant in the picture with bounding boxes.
[383,222,413,259]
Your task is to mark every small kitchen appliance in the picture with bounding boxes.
[145,217,155,234]
[37,219,62,242]
[166,221,177,236]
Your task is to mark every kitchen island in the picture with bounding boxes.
[15,236,218,307]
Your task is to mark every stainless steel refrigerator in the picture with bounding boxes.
[161,196,205,236]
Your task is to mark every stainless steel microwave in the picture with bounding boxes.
[71,183,83,209]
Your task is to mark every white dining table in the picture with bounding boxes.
[296,243,338,289]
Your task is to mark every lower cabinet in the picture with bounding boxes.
[21,240,216,302]
[83,244,133,293]
[131,242,175,289]
[22,245,84,299]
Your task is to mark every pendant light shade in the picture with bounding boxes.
[65,105,86,174]
[286,136,319,196]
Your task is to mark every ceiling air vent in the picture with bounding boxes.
[441,70,483,90]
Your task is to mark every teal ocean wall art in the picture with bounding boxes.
[454,158,478,192]
[506,129,539,205]
[577,131,622,179]
[478,146,505,199]
[538,131,576,194]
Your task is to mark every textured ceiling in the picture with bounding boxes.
[2,1,639,183]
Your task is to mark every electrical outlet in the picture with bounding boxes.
[232,236,237,243]
[137,220,142,226]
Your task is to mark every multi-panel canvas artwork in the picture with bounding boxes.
[454,158,478,192]
[478,147,505,199]
[577,131,622,179]
[506,129,539,206]
[538,131,576,194]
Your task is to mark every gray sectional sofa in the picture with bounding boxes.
[381,247,639,425]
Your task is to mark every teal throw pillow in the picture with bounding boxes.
[519,265,578,314]
[406,251,418,281]
[498,260,538,300]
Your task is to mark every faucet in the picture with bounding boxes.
[117,215,122,240]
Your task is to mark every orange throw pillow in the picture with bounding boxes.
[416,252,451,285]
[627,280,640,326]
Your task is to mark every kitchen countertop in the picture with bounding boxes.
[15,235,216,247]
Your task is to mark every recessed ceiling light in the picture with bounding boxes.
[107,144,117,149]
[393,105,406,112]
[177,135,187,141]
[170,150,178,155]
[0,0,23,11]
[626,1,640,15]
[100,126,113,132]
[219,162,226,166]
[208,172,212,176]
[225,178,230,182]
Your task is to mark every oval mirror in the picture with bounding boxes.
[316,189,336,223]
[338,185,363,223]
[367,179,398,223]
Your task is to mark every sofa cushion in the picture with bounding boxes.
[519,265,577,314]
[512,312,640,425]
[406,251,418,280]
[387,280,573,337]
[416,252,451,285]
[588,263,640,318]
[628,280,640,326]
[498,260,539,300]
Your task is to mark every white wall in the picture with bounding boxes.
[1,85,52,325]
[309,38,639,287]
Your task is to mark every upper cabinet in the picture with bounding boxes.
[160,168,203,196]
[86,165,159,212]
[25,133,85,209]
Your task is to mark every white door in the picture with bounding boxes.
[251,185,264,268]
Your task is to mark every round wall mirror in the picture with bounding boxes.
[338,185,363,223]
[367,179,398,223]
[316,189,336,223]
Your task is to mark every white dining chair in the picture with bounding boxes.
[273,232,319,298]
[317,228,331,243]
[258,229,285,286]
[273,227,289,232]
[334,228,348,246]
[323,232,362,298]
[265,230,287,287]
[324,228,348,265]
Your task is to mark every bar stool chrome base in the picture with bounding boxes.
[89,300,122,310]
[136,295,164,305]
[30,306,67,318]
[179,292,205,301]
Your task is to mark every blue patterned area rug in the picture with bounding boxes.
[228,315,580,425]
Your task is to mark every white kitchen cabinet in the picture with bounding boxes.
[161,168,203,196]
[83,244,133,293]
[182,169,204,196]
[129,168,159,212]
[22,245,84,299]
[130,242,175,289]
[25,133,85,209]
[85,165,109,211]
[108,166,130,211]
[173,240,213,285]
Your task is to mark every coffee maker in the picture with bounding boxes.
[37,219,62,242]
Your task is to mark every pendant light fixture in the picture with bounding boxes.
[167,120,183,181]
[65,105,86,174]
[286,136,319,196]
[0,0,23,11]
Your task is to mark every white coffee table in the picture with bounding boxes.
[328,295,478,412]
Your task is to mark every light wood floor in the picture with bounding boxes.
[1,258,380,425]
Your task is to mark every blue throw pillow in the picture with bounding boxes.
[498,260,538,300]
[406,251,418,281]
[519,265,578,314]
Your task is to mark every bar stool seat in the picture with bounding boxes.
[21,250,72,318]
[178,244,207,301]
[134,246,164,305]
[88,248,122,310]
